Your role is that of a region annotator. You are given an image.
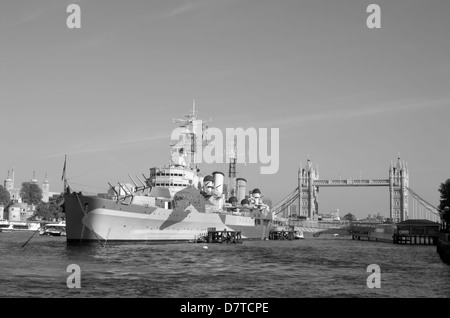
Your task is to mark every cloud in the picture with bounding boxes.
[168,2,200,17]
[168,0,242,18]
[37,133,169,160]
[3,1,88,29]
[13,8,50,27]
[154,0,240,20]
[267,96,450,129]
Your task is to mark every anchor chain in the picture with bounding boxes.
[75,193,105,247]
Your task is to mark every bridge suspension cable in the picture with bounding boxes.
[270,185,441,222]
[406,187,440,220]
[272,187,299,216]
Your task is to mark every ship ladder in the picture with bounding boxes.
[75,193,105,247]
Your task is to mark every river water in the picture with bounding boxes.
[0,231,449,301]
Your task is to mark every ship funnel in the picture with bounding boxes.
[213,171,225,210]
[213,171,224,196]
[236,178,247,203]
[203,175,214,195]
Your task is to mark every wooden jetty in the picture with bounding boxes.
[205,228,242,244]
[351,223,395,243]
[268,225,304,240]
[393,219,439,245]
[393,234,436,245]
[351,232,380,242]
[269,229,296,240]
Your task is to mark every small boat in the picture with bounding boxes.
[39,222,66,236]
[0,220,41,232]
[293,227,304,239]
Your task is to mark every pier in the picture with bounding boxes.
[268,224,304,240]
[393,234,436,245]
[268,229,296,240]
[392,219,439,245]
[351,232,437,245]
[205,228,242,244]
[350,219,439,245]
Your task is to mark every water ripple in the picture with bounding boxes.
[0,233,449,297]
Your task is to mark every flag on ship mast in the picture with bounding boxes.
[61,155,66,181]
[62,155,68,192]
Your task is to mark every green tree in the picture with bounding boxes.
[438,178,450,211]
[20,182,42,205]
[0,185,10,206]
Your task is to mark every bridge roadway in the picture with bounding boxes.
[312,179,390,187]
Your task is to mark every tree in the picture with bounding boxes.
[32,202,54,220]
[438,178,450,211]
[0,185,10,206]
[32,194,64,221]
[20,182,42,205]
[342,213,357,221]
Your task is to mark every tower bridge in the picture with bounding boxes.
[272,157,440,223]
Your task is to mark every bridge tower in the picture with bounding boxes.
[389,157,409,222]
[298,159,319,220]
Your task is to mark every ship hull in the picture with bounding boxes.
[64,193,269,245]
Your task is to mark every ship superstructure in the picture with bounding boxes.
[148,101,208,198]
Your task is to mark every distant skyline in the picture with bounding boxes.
[1,0,449,219]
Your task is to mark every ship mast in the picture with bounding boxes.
[172,100,209,171]
[190,100,197,170]
[227,135,238,200]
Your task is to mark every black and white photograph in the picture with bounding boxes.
[0,0,449,305]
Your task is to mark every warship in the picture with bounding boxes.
[63,104,273,244]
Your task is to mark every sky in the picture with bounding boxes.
[0,0,449,220]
